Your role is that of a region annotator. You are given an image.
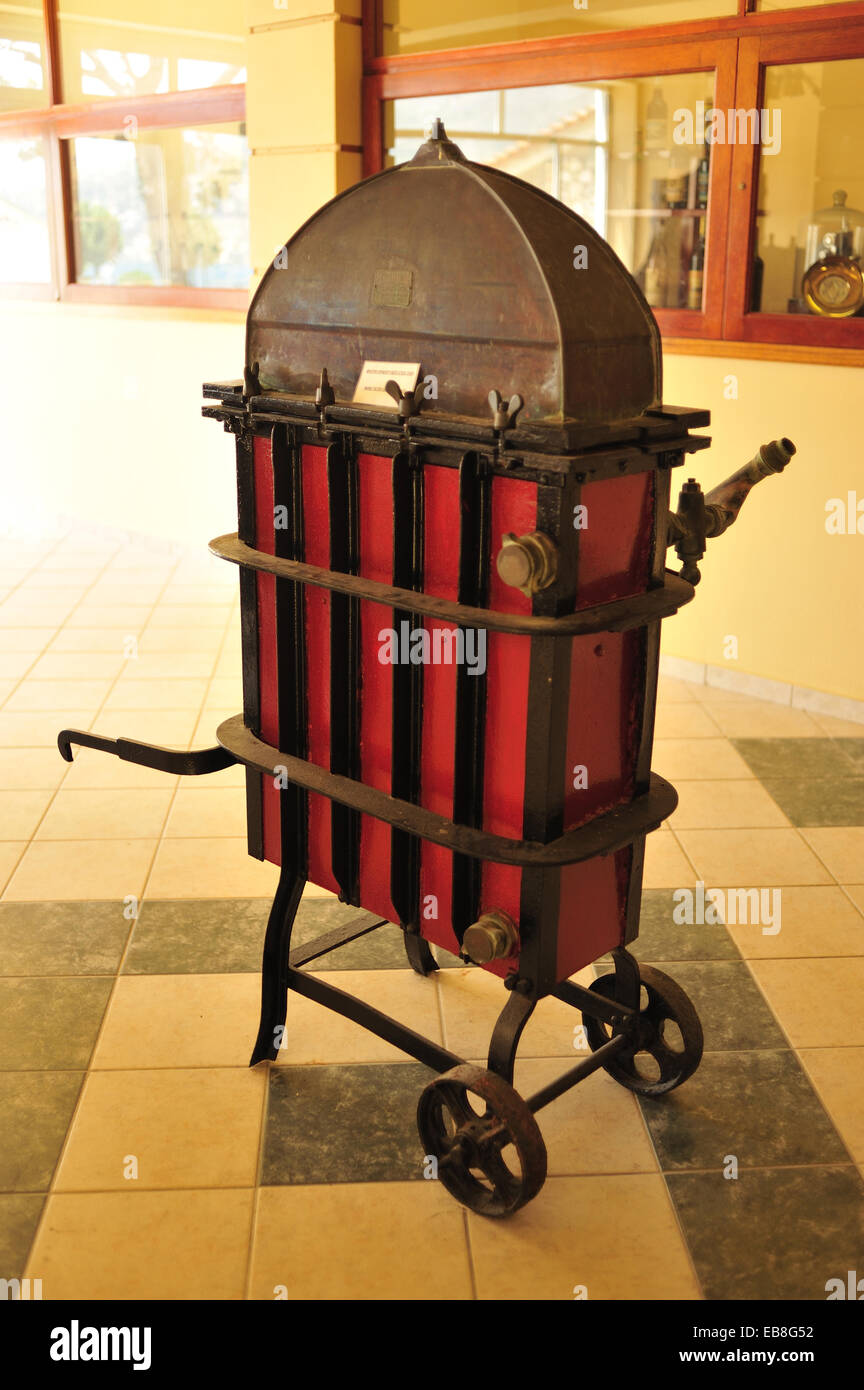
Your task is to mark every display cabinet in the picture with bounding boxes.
[363,0,864,362]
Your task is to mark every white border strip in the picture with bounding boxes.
[659,654,864,726]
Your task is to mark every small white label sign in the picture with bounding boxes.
[353,360,420,409]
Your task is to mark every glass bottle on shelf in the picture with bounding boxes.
[792,190,864,318]
[644,87,669,155]
[688,230,705,310]
[643,236,665,308]
[696,147,710,210]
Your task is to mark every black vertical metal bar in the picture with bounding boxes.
[272,423,308,877]
[390,448,423,927]
[236,426,263,859]
[517,475,579,999]
[327,435,361,903]
[450,452,490,944]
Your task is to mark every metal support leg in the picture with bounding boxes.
[249,867,305,1066]
[611,945,641,1012]
[403,932,438,976]
[487,989,536,1085]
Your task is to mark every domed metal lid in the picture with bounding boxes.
[246,122,661,426]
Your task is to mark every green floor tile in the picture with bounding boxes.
[263,1063,434,1185]
[0,903,129,977]
[0,1072,84,1191]
[639,1050,848,1171]
[0,978,112,1070]
[759,777,864,827]
[731,737,854,782]
[667,1165,864,1300]
[0,1194,45,1282]
[124,898,270,974]
[651,961,787,1052]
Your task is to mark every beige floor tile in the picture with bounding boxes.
[35,789,173,841]
[0,652,37,679]
[250,1183,472,1300]
[0,604,78,627]
[103,679,209,712]
[137,627,225,654]
[3,838,156,901]
[651,738,755,781]
[0,789,53,838]
[436,966,594,1060]
[656,676,698,703]
[159,586,235,607]
[26,1188,253,1300]
[750,958,864,1047]
[120,653,218,680]
[195,708,241,745]
[704,704,824,738]
[0,710,96,748]
[0,747,70,790]
[92,708,201,749]
[146,606,228,628]
[164,787,247,838]
[797,1048,864,1163]
[809,714,864,737]
[202,676,242,708]
[55,1067,267,1191]
[654,704,721,739]
[675,828,832,887]
[301,882,337,901]
[50,628,144,653]
[845,885,864,916]
[4,679,113,712]
[66,607,154,630]
[726,885,864,959]
[274,968,442,1064]
[669,780,790,830]
[93,974,261,1069]
[27,652,126,680]
[59,746,180,793]
[4,585,88,607]
[0,842,26,892]
[800,829,864,884]
[468,1174,701,1300]
[643,830,694,887]
[0,678,17,704]
[0,628,55,653]
[146,837,280,898]
[508,1057,659,1176]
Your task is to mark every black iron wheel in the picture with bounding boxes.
[417,1064,547,1217]
[583,965,703,1096]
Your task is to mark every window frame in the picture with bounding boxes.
[0,0,247,309]
[363,0,864,363]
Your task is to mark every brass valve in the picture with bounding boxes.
[462,910,519,964]
[496,531,558,596]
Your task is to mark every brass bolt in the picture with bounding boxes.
[496,531,558,596]
[462,910,519,964]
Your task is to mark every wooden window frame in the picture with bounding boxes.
[0,0,247,309]
[362,0,864,363]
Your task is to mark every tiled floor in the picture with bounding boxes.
[1,528,863,1300]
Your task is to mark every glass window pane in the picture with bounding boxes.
[386,72,715,311]
[383,0,737,57]
[0,134,52,281]
[0,3,49,110]
[755,59,864,318]
[69,123,250,288]
[58,0,245,102]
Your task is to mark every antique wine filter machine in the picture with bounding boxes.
[59,125,796,1217]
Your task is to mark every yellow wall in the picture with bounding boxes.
[661,350,864,702]
[0,302,244,547]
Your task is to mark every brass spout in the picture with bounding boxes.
[667,437,796,584]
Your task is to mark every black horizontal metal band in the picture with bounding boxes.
[209,533,695,636]
[216,714,677,867]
